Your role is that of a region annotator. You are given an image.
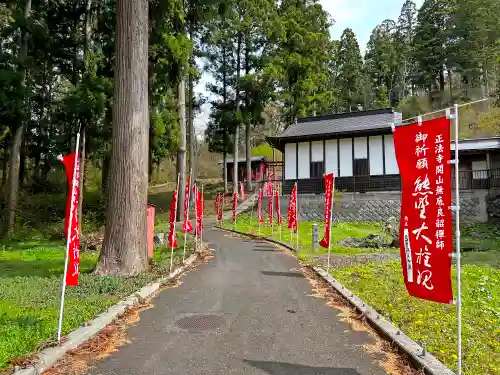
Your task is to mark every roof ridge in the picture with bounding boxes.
[297,108,394,124]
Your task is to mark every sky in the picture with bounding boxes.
[193,0,425,134]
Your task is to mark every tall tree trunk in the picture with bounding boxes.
[244,35,252,191]
[19,139,26,187]
[78,127,86,234]
[448,69,453,104]
[188,30,196,182]
[223,151,228,193]
[233,33,242,195]
[177,78,187,220]
[245,122,251,190]
[439,70,445,105]
[6,0,31,235]
[96,0,149,276]
[78,0,92,235]
[222,44,228,193]
[1,150,8,187]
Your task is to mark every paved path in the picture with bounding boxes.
[86,227,387,375]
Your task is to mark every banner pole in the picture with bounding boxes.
[182,169,192,263]
[194,185,198,250]
[200,184,204,250]
[454,103,462,375]
[258,189,261,235]
[248,191,255,233]
[295,182,299,250]
[170,173,180,274]
[327,177,335,270]
[57,131,80,343]
[271,188,274,238]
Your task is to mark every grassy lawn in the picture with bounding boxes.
[220,213,399,256]
[331,260,500,375]
[0,233,196,370]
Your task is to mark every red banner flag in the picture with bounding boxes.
[60,153,80,286]
[182,176,193,233]
[319,173,335,249]
[232,191,238,222]
[195,188,202,236]
[259,162,265,181]
[168,185,178,248]
[288,184,297,232]
[393,117,453,304]
[274,189,282,224]
[215,194,220,219]
[218,194,224,221]
[267,197,273,224]
[240,182,246,200]
[258,189,264,223]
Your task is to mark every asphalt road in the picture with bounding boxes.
[86,227,388,375]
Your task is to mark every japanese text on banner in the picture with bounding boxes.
[393,116,453,304]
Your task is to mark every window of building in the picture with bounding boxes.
[310,161,324,178]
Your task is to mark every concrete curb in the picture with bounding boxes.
[14,252,200,375]
[215,226,456,375]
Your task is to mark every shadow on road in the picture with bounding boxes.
[244,359,363,374]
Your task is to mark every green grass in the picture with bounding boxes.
[220,213,399,256]
[331,260,500,375]
[0,233,196,369]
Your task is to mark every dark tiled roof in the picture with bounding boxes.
[277,108,400,139]
[218,156,265,164]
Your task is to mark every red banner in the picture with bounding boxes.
[393,116,453,304]
[319,173,334,249]
[274,189,282,224]
[287,184,297,233]
[215,194,220,220]
[60,153,80,286]
[182,176,193,233]
[240,182,246,200]
[232,191,237,222]
[168,185,178,248]
[268,197,273,224]
[195,188,202,236]
[217,194,224,221]
[258,189,264,223]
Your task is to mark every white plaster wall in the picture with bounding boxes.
[369,136,384,175]
[384,134,399,174]
[298,142,310,178]
[339,138,353,177]
[325,139,338,175]
[284,143,297,180]
[354,137,368,159]
[311,141,323,162]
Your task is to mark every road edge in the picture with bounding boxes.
[14,251,201,375]
[215,225,456,375]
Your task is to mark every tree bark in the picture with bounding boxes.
[188,30,196,182]
[96,0,149,276]
[244,35,252,191]
[176,78,187,220]
[233,33,242,195]
[6,0,31,235]
[78,0,92,235]
[223,151,228,193]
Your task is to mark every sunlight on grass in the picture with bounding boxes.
[0,233,196,369]
[220,213,398,255]
[331,261,500,375]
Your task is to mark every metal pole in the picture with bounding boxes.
[271,189,274,238]
[200,184,204,250]
[170,173,180,274]
[248,192,255,233]
[258,188,261,235]
[57,131,80,342]
[454,103,462,375]
[295,182,299,249]
[327,177,335,270]
[183,169,192,262]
